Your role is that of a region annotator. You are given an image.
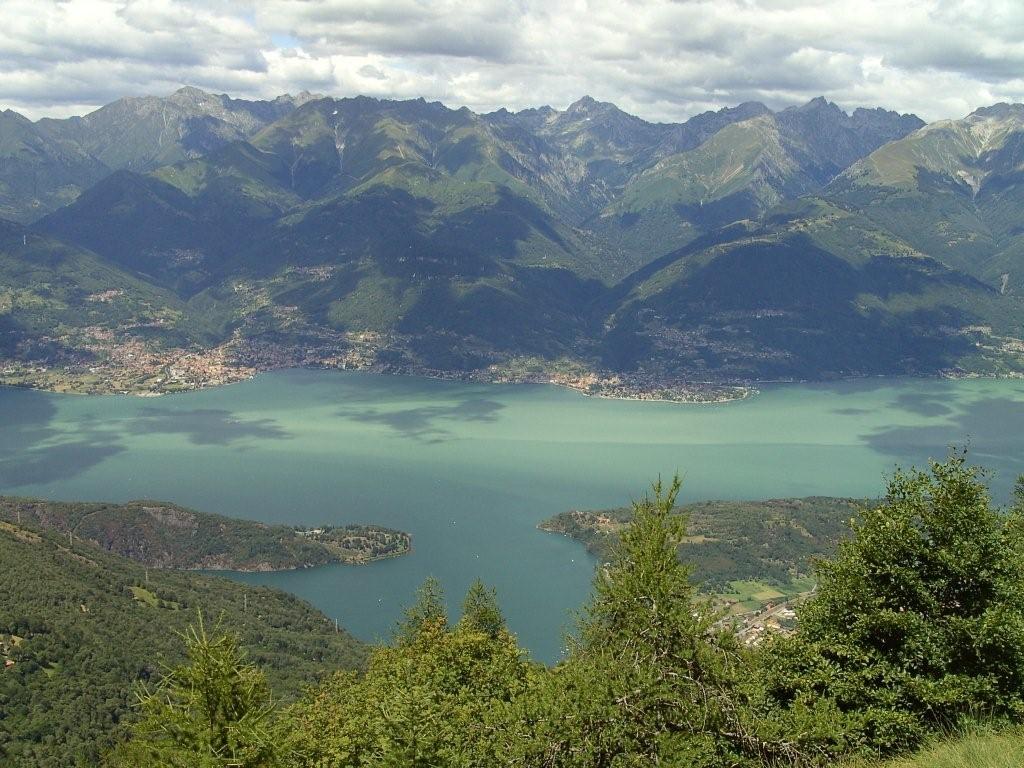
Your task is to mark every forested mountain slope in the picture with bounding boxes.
[0,520,365,767]
[5,88,1024,391]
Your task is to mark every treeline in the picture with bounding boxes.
[106,452,1024,767]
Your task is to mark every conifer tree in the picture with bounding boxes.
[394,576,447,645]
[458,579,507,639]
[108,615,280,767]
[287,578,532,767]
[516,476,743,767]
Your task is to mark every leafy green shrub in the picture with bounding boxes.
[758,452,1024,759]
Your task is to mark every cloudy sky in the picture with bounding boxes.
[2,0,1024,122]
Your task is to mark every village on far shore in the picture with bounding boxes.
[0,327,756,403]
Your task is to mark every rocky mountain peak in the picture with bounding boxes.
[563,96,642,124]
[566,95,603,114]
[0,108,31,123]
[165,85,226,111]
[170,85,210,99]
[288,90,322,106]
[969,102,1024,121]
[794,95,842,113]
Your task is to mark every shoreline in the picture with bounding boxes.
[555,382,758,404]
[3,357,1023,404]
[191,543,413,573]
[0,356,761,403]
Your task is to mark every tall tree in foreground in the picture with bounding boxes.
[393,575,447,646]
[459,578,507,639]
[286,578,534,767]
[510,476,744,767]
[761,452,1024,757]
[106,616,280,768]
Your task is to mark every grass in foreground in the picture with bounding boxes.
[855,728,1024,768]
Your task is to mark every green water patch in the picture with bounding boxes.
[3,370,1024,661]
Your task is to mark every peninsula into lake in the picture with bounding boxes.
[0,497,411,572]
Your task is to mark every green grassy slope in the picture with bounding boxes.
[591,116,802,260]
[826,105,1024,289]
[0,88,312,224]
[613,116,812,213]
[37,87,311,176]
[590,100,923,267]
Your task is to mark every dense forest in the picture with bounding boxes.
[78,451,1024,767]
[0,522,366,767]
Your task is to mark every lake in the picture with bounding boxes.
[3,369,1024,662]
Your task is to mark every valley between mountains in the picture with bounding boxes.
[4,88,1024,396]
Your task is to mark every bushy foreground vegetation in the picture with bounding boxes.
[101,451,1024,767]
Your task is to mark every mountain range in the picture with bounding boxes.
[3,87,1024,392]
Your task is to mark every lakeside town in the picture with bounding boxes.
[6,310,1023,405]
[0,326,756,402]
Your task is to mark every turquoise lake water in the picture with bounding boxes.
[3,369,1024,662]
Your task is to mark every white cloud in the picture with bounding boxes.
[1,0,1023,121]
